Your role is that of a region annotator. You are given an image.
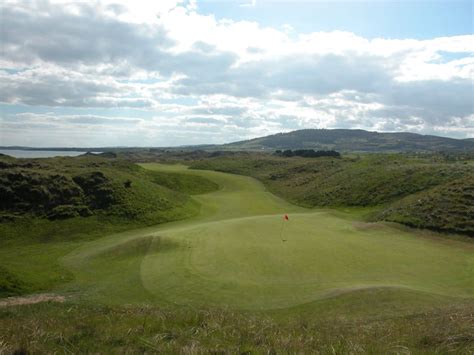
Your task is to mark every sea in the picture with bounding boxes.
[0,149,100,158]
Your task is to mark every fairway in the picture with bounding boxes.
[62,164,474,311]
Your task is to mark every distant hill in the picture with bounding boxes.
[222,129,474,152]
[3,129,473,154]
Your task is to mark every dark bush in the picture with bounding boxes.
[274,149,340,158]
[0,171,83,212]
[73,171,108,188]
[47,204,92,220]
[73,171,116,209]
[0,266,27,297]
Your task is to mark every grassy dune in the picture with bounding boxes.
[61,164,473,312]
[1,162,473,352]
[0,158,211,298]
[190,154,474,234]
[380,175,474,234]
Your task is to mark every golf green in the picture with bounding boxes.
[62,164,474,310]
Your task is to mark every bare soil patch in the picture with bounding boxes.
[0,293,65,307]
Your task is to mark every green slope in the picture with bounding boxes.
[140,212,473,310]
[0,157,217,296]
[0,155,203,225]
[379,175,474,234]
[61,164,474,313]
[2,163,474,353]
[190,154,474,235]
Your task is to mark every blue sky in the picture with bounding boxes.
[200,1,473,39]
[0,0,473,147]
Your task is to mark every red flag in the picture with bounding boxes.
[284,214,289,221]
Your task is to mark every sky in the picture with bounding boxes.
[0,0,473,147]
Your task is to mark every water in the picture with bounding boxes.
[0,149,100,158]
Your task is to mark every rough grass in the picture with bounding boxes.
[0,157,218,297]
[379,175,474,235]
[146,170,219,195]
[0,266,27,297]
[190,153,474,235]
[0,155,207,227]
[190,154,472,207]
[1,300,473,353]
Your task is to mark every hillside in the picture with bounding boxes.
[190,153,474,235]
[1,159,473,354]
[0,155,218,296]
[0,155,216,227]
[3,129,473,156]
[222,129,474,152]
[2,163,473,353]
[378,176,474,234]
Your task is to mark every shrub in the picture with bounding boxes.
[73,172,116,209]
[47,205,92,220]
[0,266,27,297]
[274,149,341,158]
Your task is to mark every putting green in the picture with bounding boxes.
[62,164,474,310]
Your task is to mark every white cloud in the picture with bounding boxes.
[1,0,473,146]
[240,0,257,8]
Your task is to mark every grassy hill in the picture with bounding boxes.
[0,155,218,297]
[0,154,218,226]
[0,163,474,353]
[378,175,474,234]
[222,129,474,152]
[1,163,473,353]
[190,153,474,235]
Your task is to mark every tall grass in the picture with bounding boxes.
[1,301,473,353]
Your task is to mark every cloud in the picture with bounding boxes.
[1,0,473,146]
[0,4,173,69]
[185,116,226,125]
[240,0,257,8]
[0,67,159,108]
[178,53,392,97]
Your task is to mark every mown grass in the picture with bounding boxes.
[138,212,474,310]
[54,165,473,315]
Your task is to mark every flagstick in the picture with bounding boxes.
[280,218,286,241]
